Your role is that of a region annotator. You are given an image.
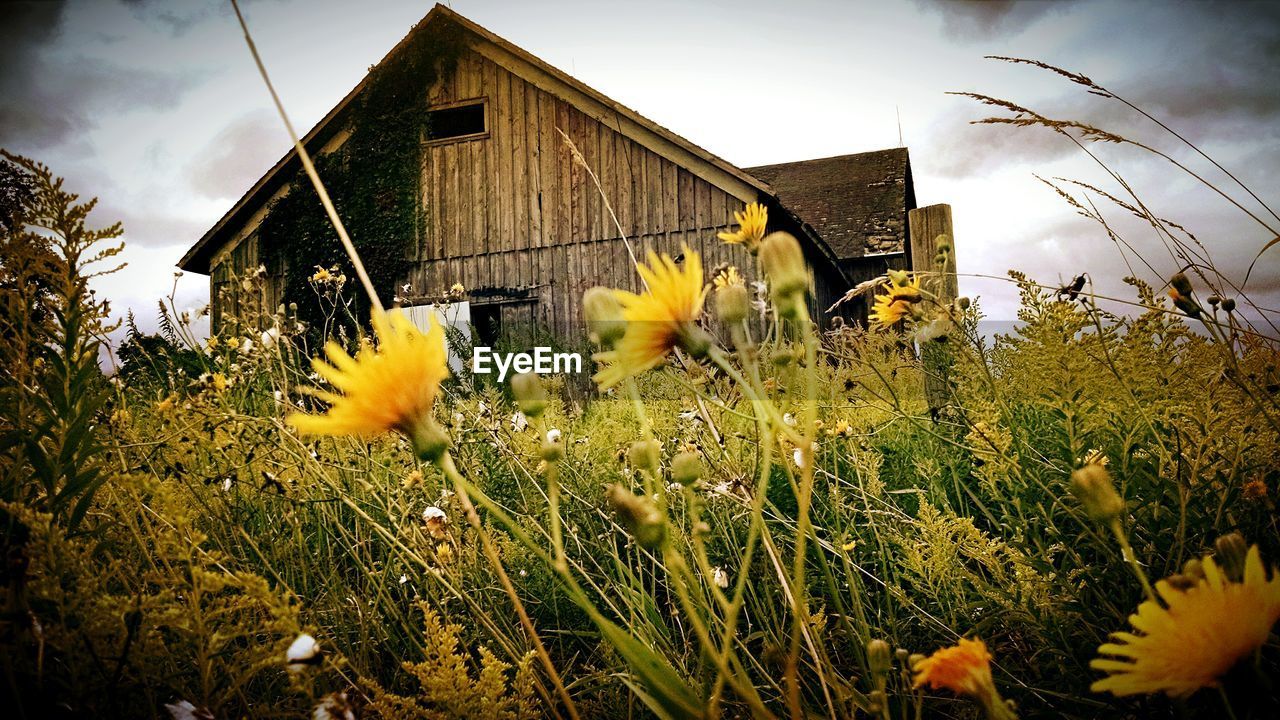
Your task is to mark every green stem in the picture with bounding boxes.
[437,452,582,720]
[1109,518,1157,604]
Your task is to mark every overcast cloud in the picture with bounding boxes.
[1,0,1277,362]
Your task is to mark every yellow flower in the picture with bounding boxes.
[210,372,228,392]
[593,247,709,389]
[1242,478,1267,501]
[913,638,1015,719]
[913,637,995,697]
[713,265,744,290]
[310,266,332,283]
[1091,544,1280,698]
[288,310,449,442]
[717,202,768,251]
[1081,448,1109,467]
[870,275,923,327]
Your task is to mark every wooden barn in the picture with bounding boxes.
[180,4,936,345]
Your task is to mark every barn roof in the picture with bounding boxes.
[747,148,914,260]
[180,3,789,274]
[180,5,916,281]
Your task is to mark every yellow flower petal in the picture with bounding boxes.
[288,309,449,438]
[1091,543,1280,698]
[593,246,707,389]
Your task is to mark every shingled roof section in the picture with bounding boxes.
[747,148,914,260]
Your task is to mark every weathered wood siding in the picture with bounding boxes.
[210,233,286,332]
[407,48,759,342]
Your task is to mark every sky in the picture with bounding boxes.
[2,0,1278,357]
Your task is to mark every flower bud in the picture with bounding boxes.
[540,440,565,463]
[510,372,548,418]
[583,287,627,347]
[1069,463,1124,522]
[716,283,751,324]
[671,451,702,486]
[678,325,713,359]
[1221,297,1236,312]
[409,418,450,462]
[628,439,661,474]
[606,484,665,549]
[1214,532,1248,581]
[759,231,808,303]
[866,639,892,675]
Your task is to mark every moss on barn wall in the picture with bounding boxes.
[254,19,464,339]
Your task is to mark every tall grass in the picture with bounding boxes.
[2,47,1278,720]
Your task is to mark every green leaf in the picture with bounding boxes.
[595,616,703,720]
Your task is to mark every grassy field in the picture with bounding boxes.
[3,97,1280,720]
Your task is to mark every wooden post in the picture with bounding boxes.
[907,204,957,300]
[908,204,957,419]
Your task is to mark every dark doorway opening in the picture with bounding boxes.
[471,304,502,347]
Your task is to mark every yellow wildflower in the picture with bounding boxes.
[913,637,994,696]
[913,638,1015,719]
[870,275,923,327]
[288,310,449,454]
[713,265,744,290]
[1242,478,1267,501]
[717,202,768,252]
[1091,544,1280,698]
[1081,448,1109,467]
[310,266,332,283]
[828,419,853,437]
[713,266,750,324]
[210,373,228,392]
[401,469,424,489]
[593,247,709,389]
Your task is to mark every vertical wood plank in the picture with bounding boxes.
[696,177,712,232]
[907,203,957,417]
[525,81,542,288]
[907,204,957,300]
[677,168,695,230]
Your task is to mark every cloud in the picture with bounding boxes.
[923,0,1280,180]
[186,109,281,200]
[119,0,215,37]
[909,0,1067,40]
[921,107,1080,178]
[0,0,202,151]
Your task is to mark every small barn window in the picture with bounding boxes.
[426,100,487,142]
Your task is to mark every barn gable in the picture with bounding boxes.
[183,4,916,339]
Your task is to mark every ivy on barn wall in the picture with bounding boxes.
[255,19,464,340]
